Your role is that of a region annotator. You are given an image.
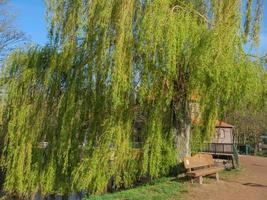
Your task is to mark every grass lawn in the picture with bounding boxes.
[84,167,242,200]
[256,151,267,157]
[84,177,189,200]
[219,166,243,181]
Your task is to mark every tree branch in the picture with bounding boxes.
[171,4,214,27]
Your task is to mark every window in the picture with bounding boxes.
[217,128,225,139]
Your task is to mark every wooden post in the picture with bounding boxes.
[198,176,203,184]
[215,172,219,181]
[191,178,194,184]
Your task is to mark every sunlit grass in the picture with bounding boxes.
[84,165,243,200]
[84,177,188,200]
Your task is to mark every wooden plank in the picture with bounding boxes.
[216,172,219,181]
[198,176,203,184]
[184,153,214,169]
[187,166,224,177]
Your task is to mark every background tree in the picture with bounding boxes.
[226,62,267,153]
[226,105,267,153]
[0,1,25,61]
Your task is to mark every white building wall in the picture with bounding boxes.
[212,127,233,144]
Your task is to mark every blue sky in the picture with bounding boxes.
[258,21,267,55]
[249,0,267,55]
[10,0,267,55]
[11,0,47,45]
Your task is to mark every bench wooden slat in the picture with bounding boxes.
[184,153,214,169]
[187,166,224,177]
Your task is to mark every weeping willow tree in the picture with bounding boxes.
[0,0,265,197]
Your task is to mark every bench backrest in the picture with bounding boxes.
[183,153,214,170]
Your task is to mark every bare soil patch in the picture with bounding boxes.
[186,155,267,200]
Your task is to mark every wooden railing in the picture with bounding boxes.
[202,143,234,154]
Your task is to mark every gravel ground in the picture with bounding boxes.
[186,155,267,200]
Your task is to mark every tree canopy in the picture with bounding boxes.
[1,0,266,197]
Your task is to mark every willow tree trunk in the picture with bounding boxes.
[173,62,191,162]
[174,118,191,162]
[173,98,191,162]
[184,118,191,157]
[182,100,191,157]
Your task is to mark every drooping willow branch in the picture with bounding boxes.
[171,4,214,27]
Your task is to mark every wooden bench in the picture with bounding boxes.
[183,153,224,184]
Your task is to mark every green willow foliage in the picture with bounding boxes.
[1,0,265,196]
[244,0,264,45]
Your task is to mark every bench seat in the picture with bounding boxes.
[187,166,224,177]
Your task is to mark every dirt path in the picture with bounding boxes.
[186,155,267,200]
